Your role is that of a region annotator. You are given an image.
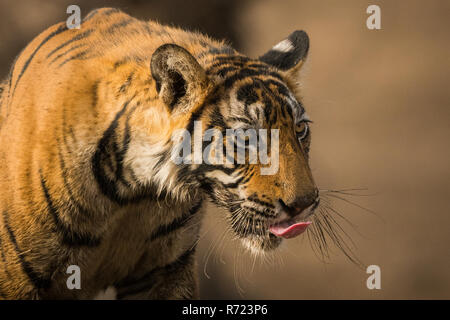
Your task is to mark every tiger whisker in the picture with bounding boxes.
[320,198,363,233]
[306,196,366,268]
[319,207,359,247]
[203,226,228,279]
[319,187,369,193]
[321,192,384,223]
[319,209,359,254]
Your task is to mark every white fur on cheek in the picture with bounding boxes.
[124,132,191,202]
[205,170,240,185]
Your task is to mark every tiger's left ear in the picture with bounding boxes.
[151,44,210,111]
[259,30,309,78]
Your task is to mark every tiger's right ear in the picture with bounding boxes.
[151,44,209,111]
[259,30,309,80]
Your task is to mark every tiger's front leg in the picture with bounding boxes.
[114,247,199,300]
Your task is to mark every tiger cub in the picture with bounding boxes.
[0,8,318,299]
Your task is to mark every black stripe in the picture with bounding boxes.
[214,66,237,77]
[220,173,247,189]
[2,49,24,112]
[143,24,153,35]
[207,47,235,55]
[106,18,134,34]
[12,23,67,96]
[152,149,171,173]
[214,55,250,64]
[196,46,235,59]
[247,195,275,208]
[146,201,202,243]
[227,117,253,125]
[207,104,227,128]
[0,233,13,280]
[92,101,141,200]
[92,99,143,205]
[46,29,93,59]
[2,210,52,289]
[39,170,101,247]
[206,60,244,74]
[103,8,121,17]
[263,79,290,96]
[261,91,274,123]
[113,59,127,69]
[223,68,282,89]
[241,205,275,218]
[118,72,134,94]
[49,43,86,65]
[186,105,204,135]
[61,104,77,154]
[91,80,100,111]
[115,104,139,187]
[193,162,238,176]
[240,168,256,185]
[212,63,276,79]
[84,8,120,22]
[185,87,221,135]
[83,8,100,22]
[0,236,6,264]
[236,82,260,106]
[57,50,90,68]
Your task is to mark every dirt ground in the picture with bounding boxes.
[0,0,449,299]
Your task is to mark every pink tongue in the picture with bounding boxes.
[269,221,312,239]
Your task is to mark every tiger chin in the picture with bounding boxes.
[0,8,319,299]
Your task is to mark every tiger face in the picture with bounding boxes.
[150,31,319,253]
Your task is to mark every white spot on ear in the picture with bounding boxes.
[272,39,294,53]
[93,286,117,300]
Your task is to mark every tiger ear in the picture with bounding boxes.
[259,30,309,77]
[151,44,209,111]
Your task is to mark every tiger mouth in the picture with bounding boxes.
[269,219,312,239]
[268,199,319,239]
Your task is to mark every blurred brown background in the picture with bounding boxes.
[1,0,449,299]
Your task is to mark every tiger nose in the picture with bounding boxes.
[278,189,319,217]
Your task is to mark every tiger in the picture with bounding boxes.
[0,7,319,299]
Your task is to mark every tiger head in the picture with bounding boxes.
[147,31,318,253]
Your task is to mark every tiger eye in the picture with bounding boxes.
[295,122,307,134]
[295,121,309,141]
